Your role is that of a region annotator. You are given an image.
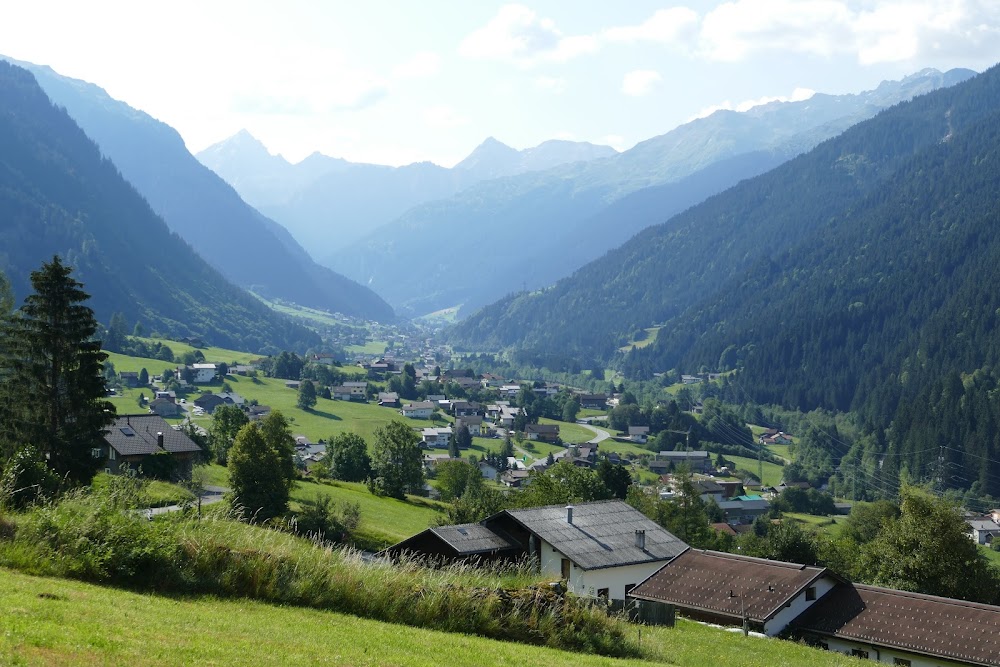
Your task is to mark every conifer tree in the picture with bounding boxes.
[0,257,114,484]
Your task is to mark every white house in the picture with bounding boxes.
[483,501,687,602]
[400,401,435,419]
[421,427,453,448]
[191,363,217,383]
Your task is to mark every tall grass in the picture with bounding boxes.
[0,490,638,658]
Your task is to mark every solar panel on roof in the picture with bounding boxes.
[119,426,135,436]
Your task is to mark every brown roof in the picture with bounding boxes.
[629,549,836,624]
[710,522,738,536]
[792,584,1000,666]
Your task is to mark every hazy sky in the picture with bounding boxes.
[2,1,999,166]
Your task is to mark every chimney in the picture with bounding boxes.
[157,432,164,450]
[566,505,574,525]
[635,529,646,549]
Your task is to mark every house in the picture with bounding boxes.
[330,386,355,401]
[718,495,771,525]
[421,427,453,448]
[497,405,523,428]
[484,501,688,602]
[577,393,608,410]
[193,393,226,415]
[449,401,481,417]
[119,371,140,388]
[215,391,245,407]
[246,404,271,420]
[500,469,531,487]
[649,450,712,474]
[382,500,688,604]
[524,423,560,442]
[628,426,650,443]
[967,518,1000,545]
[629,549,843,636]
[148,397,180,418]
[499,384,522,399]
[478,460,499,480]
[99,414,201,480]
[312,354,336,365]
[792,583,1000,667]
[400,401,435,419]
[378,392,400,408]
[154,390,176,403]
[681,375,702,384]
[284,380,301,390]
[692,479,726,504]
[455,415,487,436]
[480,373,505,388]
[191,363,218,383]
[344,381,368,397]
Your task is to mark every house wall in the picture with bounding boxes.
[764,575,838,636]
[820,638,968,666]
[538,538,664,602]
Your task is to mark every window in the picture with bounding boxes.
[109,449,116,461]
[91,448,103,459]
[561,558,570,580]
[624,583,637,598]
[597,588,609,600]
[851,649,869,659]
[805,586,817,601]
[892,659,911,666]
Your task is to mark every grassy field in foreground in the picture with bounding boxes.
[0,568,858,667]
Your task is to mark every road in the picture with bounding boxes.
[146,485,227,517]
[577,421,611,445]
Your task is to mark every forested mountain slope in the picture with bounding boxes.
[0,61,319,352]
[337,69,972,316]
[8,57,394,321]
[448,66,997,378]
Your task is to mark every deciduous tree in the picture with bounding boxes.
[227,411,296,522]
[368,420,423,499]
[325,432,371,482]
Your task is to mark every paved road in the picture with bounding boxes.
[577,422,611,445]
[146,486,226,517]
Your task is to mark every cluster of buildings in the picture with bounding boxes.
[385,499,1000,667]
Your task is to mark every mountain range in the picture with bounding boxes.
[197,132,617,253]
[0,60,319,352]
[448,62,1000,430]
[327,68,973,316]
[4,57,394,322]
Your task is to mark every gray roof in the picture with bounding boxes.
[719,499,770,511]
[659,450,710,458]
[431,524,517,555]
[502,500,687,570]
[104,415,202,456]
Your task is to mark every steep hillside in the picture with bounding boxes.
[198,133,614,253]
[0,60,319,352]
[338,69,973,315]
[448,66,997,378]
[9,58,394,321]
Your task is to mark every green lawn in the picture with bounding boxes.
[0,568,859,667]
[618,326,661,353]
[723,455,785,487]
[979,544,1000,566]
[539,418,597,445]
[599,441,654,457]
[765,444,793,462]
[782,512,844,538]
[292,479,447,548]
[345,340,388,356]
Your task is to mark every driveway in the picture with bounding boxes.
[577,422,611,445]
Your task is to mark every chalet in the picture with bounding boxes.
[344,381,368,397]
[382,500,688,605]
[480,373,505,388]
[478,460,499,480]
[119,371,140,388]
[400,401,435,419]
[718,495,771,525]
[215,391,245,407]
[450,376,480,392]
[577,393,608,410]
[499,384,522,399]
[191,363,218,383]
[485,403,509,420]
[193,393,226,415]
[792,584,1000,667]
[629,550,843,637]
[246,404,271,420]
[312,354,336,365]
[148,397,180,418]
[330,386,355,401]
[524,423,560,442]
[628,426,650,443]
[680,375,702,384]
[968,518,1000,545]
[500,469,531,487]
[421,427,453,448]
[378,392,401,408]
[449,401,481,417]
[284,380,301,390]
[497,405,523,428]
[99,414,201,480]
[154,390,176,403]
[455,415,487,436]
[649,450,712,474]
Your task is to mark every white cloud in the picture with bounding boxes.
[458,4,596,66]
[598,134,627,152]
[392,52,441,79]
[688,86,817,120]
[604,7,700,44]
[534,75,568,93]
[622,70,662,96]
[423,105,469,129]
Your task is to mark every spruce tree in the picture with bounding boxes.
[0,256,115,484]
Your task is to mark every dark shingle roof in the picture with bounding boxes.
[629,549,835,623]
[502,500,687,570]
[791,583,1000,666]
[104,415,201,456]
[431,524,517,555]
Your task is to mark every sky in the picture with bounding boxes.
[1,1,999,167]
